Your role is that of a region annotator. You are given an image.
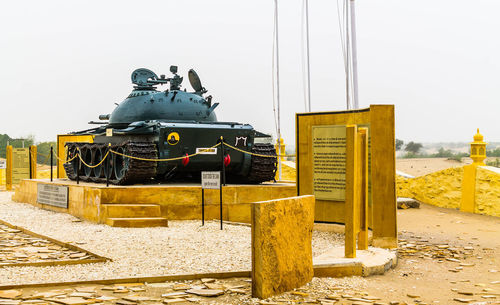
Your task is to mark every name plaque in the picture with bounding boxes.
[12,148,29,184]
[312,125,347,201]
[312,124,371,202]
[37,184,68,208]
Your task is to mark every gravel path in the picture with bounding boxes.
[0,192,342,285]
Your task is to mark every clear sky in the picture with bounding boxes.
[1,0,499,145]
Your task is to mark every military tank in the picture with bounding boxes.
[64,66,277,185]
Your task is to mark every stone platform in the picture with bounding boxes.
[13,179,296,227]
[313,246,397,277]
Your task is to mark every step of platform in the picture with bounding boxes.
[102,204,162,218]
[105,217,168,228]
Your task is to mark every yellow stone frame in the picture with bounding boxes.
[296,105,397,249]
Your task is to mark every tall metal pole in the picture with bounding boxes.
[345,0,351,110]
[50,147,53,182]
[274,0,282,181]
[305,0,312,112]
[350,0,359,109]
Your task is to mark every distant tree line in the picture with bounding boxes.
[396,138,500,163]
[0,134,56,165]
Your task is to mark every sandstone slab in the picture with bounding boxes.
[251,195,315,299]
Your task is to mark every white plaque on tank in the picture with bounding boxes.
[196,147,217,155]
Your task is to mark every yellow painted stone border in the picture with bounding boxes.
[0,219,109,268]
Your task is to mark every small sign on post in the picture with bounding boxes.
[201,171,222,229]
[202,171,221,190]
[0,160,6,169]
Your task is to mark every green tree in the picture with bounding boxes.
[36,141,57,165]
[0,134,35,158]
[395,139,404,151]
[405,141,423,154]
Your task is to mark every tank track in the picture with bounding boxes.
[63,141,157,185]
[246,143,278,183]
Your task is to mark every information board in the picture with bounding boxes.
[0,160,5,169]
[312,125,347,201]
[201,171,220,189]
[12,148,30,184]
[296,105,397,248]
[37,184,68,208]
[311,124,371,202]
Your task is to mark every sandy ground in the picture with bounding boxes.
[396,158,467,177]
[4,203,499,305]
[359,203,500,304]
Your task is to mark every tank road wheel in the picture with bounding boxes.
[91,146,104,181]
[113,146,129,182]
[82,145,93,181]
[246,143,278,184]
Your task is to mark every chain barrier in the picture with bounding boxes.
[76,148,110,169]
[53,151,78,163]
[49,140,295,170]
[221,142,295,158]
[30,151,52,169]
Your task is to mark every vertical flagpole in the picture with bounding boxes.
[350,0,359,109]
[274,0,282,181]
[345,0,351,110]
[305,0,312,112]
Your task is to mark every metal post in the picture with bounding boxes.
[274,0,283,181]
[305,0,312,112]
[50,147,53,182]
[106,145,110,187]
[76,151,80,185]
[219,173,223,230]
[219,137,224,230]
[220,137,226,186]
[29,146,32,179]
[201,188,205,226]
[345,0,351,110]
[350,0,359,109]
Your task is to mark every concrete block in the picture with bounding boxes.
[251,195,315,299]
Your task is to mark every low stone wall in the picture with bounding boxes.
[12,179,297,224]
[397,166,500,217]
[251,195,315,299]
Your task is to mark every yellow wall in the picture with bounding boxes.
[396,167,463,210]
[475,167,500,217]
[397,166,500,217]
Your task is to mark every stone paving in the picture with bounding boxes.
[0,222,103,267]
[0,278,385,305]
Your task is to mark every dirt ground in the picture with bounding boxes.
[396,158,467,177]
[362,203,500,304]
